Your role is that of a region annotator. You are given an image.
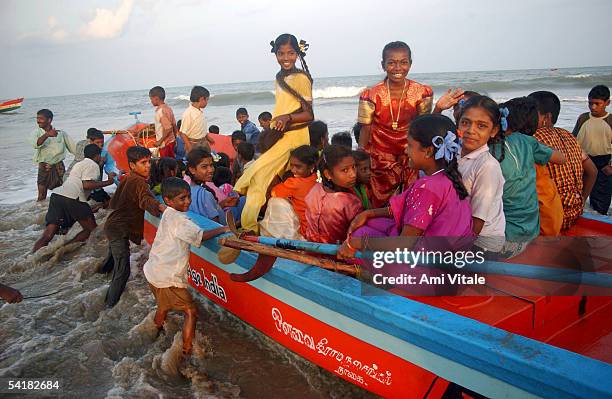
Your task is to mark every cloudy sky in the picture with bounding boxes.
[2,0,611,98]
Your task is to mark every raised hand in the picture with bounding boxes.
[434,88,465,112]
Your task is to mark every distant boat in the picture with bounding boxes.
[0,98,24,113]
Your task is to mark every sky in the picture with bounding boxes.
[2,0,612,98]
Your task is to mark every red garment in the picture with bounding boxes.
[159,141,175,158]
[271,174,318,236]
[358,79,433,207]
[303,183,363,244]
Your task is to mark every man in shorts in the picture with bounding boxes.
[32,144,116,253]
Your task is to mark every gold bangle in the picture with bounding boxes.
[345,235,357,252]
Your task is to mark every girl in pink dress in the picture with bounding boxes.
[304,145,363,244]
[338,114,473,256]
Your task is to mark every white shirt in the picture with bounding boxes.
[577,113,612,156]
[180,104,207,141]
[458,144,506,252]
[143,207,203,288]
[53,157,100,202]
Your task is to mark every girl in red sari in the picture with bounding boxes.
[358,41,433,207]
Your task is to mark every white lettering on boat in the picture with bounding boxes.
[271,307,393,386]
[188,266,227,302]
[272,307,315,350]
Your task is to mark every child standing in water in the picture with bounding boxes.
[143,177,228,358]
[358,41,433,207]
[233,34,314,232]
[573,85,612,215]
[304,145,363,244]
[99,146,166,308]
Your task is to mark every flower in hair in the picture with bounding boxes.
[211,151,221,163]
[499,107,509,131]
[432,131,461,162]
[298,40,309,55]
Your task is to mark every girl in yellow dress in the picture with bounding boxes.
[234,34,314,232]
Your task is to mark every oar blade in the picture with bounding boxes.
[230,254,277,282]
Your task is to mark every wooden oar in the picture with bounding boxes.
[240,235,364,258]
[218,236,359,282]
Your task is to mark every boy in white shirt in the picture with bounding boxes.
[143,177,228,357]
[179,86,215,153]
[32,144,116,252]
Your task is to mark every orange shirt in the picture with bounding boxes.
[535,164,563,236]
[271,174,318,236]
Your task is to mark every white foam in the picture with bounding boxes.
[567,74,592,79]
[313,86,364,99]
[172,95,190,101]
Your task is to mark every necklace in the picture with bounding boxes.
[386,78,407,130]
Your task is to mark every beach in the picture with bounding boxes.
[1,65,611,398]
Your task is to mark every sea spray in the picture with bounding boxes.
[0,199,373,398]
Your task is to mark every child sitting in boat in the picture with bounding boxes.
[231,131,247,184]
[260,145,319,239]
[185,148,244,225]
[506,97,564,236]
[456,95,506,255]
[338,114,473,255]
[529,90,597,230]
[236,142,256,176]
[491,97,566,256]
[304,145,363,244]
[143,177,228,358]
[149,157,179,195]
[352,149,372,209]
[209,166,234,203]
[331,132,353,149]
[309,120,329,153]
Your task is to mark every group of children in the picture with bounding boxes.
[29,61,610,358]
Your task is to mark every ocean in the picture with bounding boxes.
[0,66,611,398]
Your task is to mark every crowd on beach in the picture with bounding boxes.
[2,34,611,360]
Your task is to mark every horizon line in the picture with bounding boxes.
[15,64,612,101]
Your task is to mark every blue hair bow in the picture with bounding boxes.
[499,107,509,131]
[432,131,461,162]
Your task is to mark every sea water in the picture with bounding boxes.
[0,66,610,398]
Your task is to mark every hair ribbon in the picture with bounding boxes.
[432,131,461,162]
[499,107,509,131]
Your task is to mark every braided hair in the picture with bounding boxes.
[270,34,313,131]
[409,114,469,200]
[458,95,506,163]
[318,144,355,192]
